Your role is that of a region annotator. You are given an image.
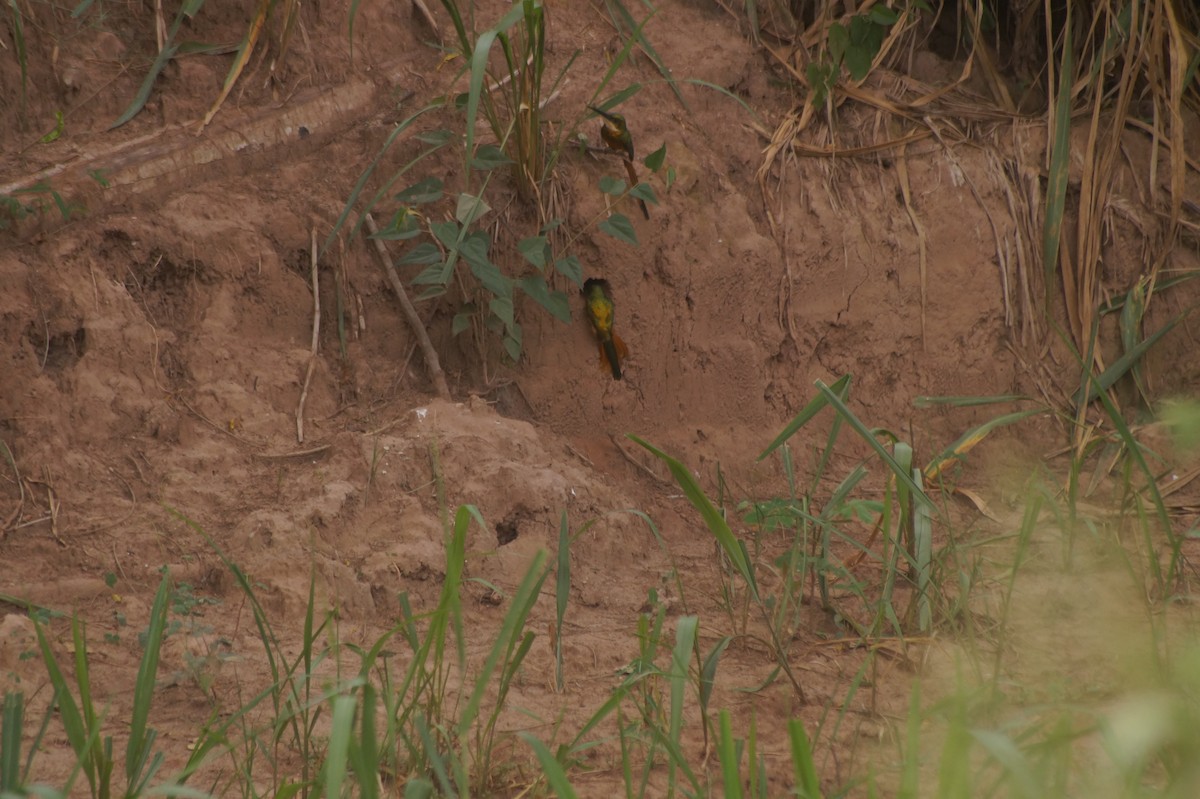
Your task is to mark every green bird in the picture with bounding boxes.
[582,278,628,380]
[588,105,635,161]
[587,106,650,220]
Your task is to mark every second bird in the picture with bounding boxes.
[588,106,650,220]
[582,278,628,380]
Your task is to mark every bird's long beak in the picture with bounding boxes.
[587,105,620,123]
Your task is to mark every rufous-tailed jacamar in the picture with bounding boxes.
[582,278,628,380]
[587,105,650,220]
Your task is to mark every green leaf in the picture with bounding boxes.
[398,242,442,266]
[395,177,443,204]
[845,46,874,81]
[455,193,491,226]
[40,110,64,143]
[644,143,667,171]
[471,143,513,169]
[503,329,522,361]
[126,573,171,791]
[629,435,759,600]
[412,262,449,285]
[759,374,852,460]
[416,129,454,146]
[111,42,180,129]
[554,255,584,286]
[598,175,626,196]
[451,311,472,336]
[404,778,435,799]
[828,23,849,65]
[519,276,571,322]
[470,257,511,299]
[372,211,422,241]
[789,719,823,799]
[431,220,461,249]
[490,296,515,327]
[630,183,658,205]
[869,5,900,25]
[520,734,580,799]
[459,230,492,266]
[599,214,638,246]
[1073,312,1187,405]
[1043,18,1073,307]
[518,235,549,270]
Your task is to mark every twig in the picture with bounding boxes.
[297,227,320,443]
[608,433,671,484]
[173,396,260,446]
[0,438,24,538]
[412,0,440,38]
[26,472,64,547]
[365,213,452,400]
[253,444,333,461]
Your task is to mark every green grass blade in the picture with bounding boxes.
[1,692,21,792]
[457,548,549,736]
[602,0,686,109]
[347,0,366,56]
[1042,10,1073,309]
[8,0,28,119]
[924,409,1047,481]
[415,715,454,797]
[322,696,356,799]
[567,682,631,753]
[717,709,743,799]
[911,465,933,632]
[520,732,580,799]
[970,729,1040,799]
[698,636,731,716]
[788,718,822,798]
[913,394,1032,407]
[126,572,172,792]
[1091,379,1176,586]
[681,78,763,123]
[32,621,96,795]
[758,374,852,460]
[69,618,101,778]
[587,11,650,113]
[817,464,868,523]
[110,44,180,129]
[464,4,527,179]
[1072,310,1189,405]
[667,615,698,797]
[555,511,570,693]
[630,435,759,600]
[815,381,936,512]
[109,0,202,129]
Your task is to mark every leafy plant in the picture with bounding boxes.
[1,182,84,231]
[806,4,904,105]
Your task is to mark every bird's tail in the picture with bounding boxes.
[598,333,629,380]
[622,159,650,220]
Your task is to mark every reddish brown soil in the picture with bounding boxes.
[3,1,1199,795]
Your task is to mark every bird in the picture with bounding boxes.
[588,105,635,161]
[587,105,650,220]
[582,278,628,380]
